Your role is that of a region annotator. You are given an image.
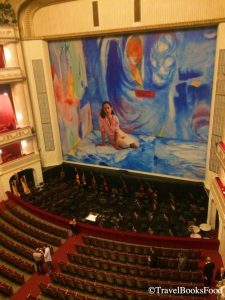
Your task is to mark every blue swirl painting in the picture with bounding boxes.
[48,27,216,180]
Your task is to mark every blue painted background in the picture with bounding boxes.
[48,27,216,180]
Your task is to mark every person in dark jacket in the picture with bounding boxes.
[69,217,78,234]
[203,257,215,287]
[147,247,158,268]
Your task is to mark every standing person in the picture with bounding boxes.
[203,256,215,287]
[69,217,78,235]
[149,247,158,268]
[33,248,44,274]
[178,253,188,270]
[147,248,158,268]
[98,101,139,150]
[43,245,54,274]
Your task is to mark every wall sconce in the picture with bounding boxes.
[16,113,23,127]
[4,48,12,62]
[21,140,28,155]
[21,140,28,148]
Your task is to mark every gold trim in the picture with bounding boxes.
[17,0,225,41]
[20,18,222,42]
[18,0,73,39]
[0,126,34,147]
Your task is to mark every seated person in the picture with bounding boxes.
[178,253,188,270]
[147,227,154,235]
[99,101,139,149]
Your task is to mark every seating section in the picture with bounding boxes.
[0,209,62,246]
[21,165,209,237]
[26,293,42,300]
[0,249,35,274]
[74,244,199,270]
[0,195,209,300]
[0,280,13,297]
[4,200,69,239]
[47,272,206,300]
[59,262,203,290]
[0,220,43,249]
[0,201,66,298]
[58,260,203,290]
[83,235,202,259]
[0,233,33,260]
[37,233,205,300]
[67,253,202,281]
[39,281,95,300]
[0,264,24,284]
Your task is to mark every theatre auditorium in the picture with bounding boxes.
[0,1,225,299]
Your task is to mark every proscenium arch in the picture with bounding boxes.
[17,0,73,40]
[16,0,225,41]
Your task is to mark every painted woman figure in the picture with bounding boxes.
[98,101,139,150]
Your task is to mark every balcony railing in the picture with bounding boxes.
[0,126,34,147]
[211,177,225,219]
[0,153,40,175]
[0,27,19,43]
[0,67,24,83]
[216,142,225,171]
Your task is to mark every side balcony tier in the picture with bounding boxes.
[0,126,34,147]
[211,177,225,221]
[0,67,25,83]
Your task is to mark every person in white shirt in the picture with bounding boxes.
[43,245,53,274]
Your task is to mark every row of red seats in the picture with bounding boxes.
[83,235,202,259]
[0,209,62,246]
[0,249,35,274]
[26,293,41,300]
[58,261,204,290]
[39,281,94,300]
[49,272,206,300]
[50,271,153,299]
[0,264,24,284]
[75,244,199,270]
[5,200,69,238]
[0,233,33,260]
[0,280,13,297]
[67,253,202,282]
[0,220,43,249]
